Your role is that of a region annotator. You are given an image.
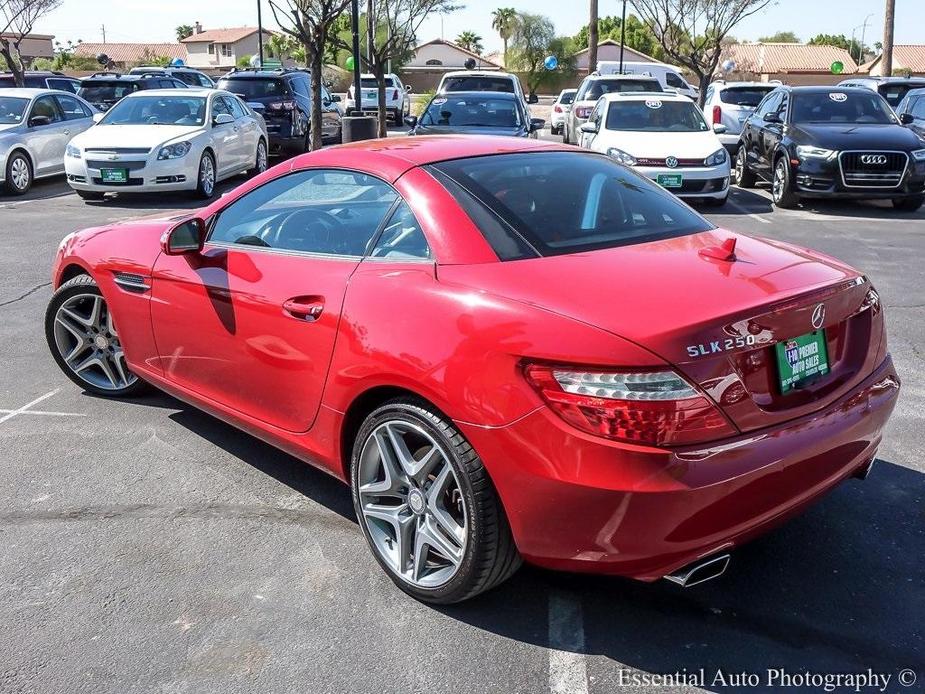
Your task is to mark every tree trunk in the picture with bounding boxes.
[588,0,598,74]
[375,67,388,138]
[881,0,895,76]
[698,72,711,107]
[502,37,508,68]
[308,41,325,151]
[0,40,24,87]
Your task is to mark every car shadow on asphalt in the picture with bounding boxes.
[705,187,774,216]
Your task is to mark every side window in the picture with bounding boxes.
[755,91,782,118]
[704,86,714,103]
[48,78,78,93]
[225,96,247,119]
[369,201,431,260]
[29,95,61,124]
[776,93,789,120]
[910,97,925,120]
[197,73,213,88]
[54,94,92,120]
[212,96,232,118]
[665,72,685,88]
[291,76,309,97]
[589,100,603,124]
[209,169,398,256]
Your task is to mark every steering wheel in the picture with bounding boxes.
[273,209,343,254]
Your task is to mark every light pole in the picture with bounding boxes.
[618,0,626,73]
[256,0,264,68]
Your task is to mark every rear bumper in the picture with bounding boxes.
[458,356,899,581]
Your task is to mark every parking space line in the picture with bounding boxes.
[0,389,78,425]
[726,200,771,224]
[0,408,85,418]
[548,592,589,694]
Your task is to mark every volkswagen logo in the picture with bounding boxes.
[811,303,826,330]
[665,156,678,168]
[859,154,887,165]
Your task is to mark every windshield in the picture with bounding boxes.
[361,77,395,88]
[791,91,896,124]
[421,95,521,128]
[442,76,515,94]
[558,91,576,105]
[584,79,662,101]
[606,99,708,132]
[100,96,206,126]
[720,86,775,107]
[79,81,139,102]
[0,96,28,124]
[216,78,287,100]
[430,152,713,259]
[878,82,925,107]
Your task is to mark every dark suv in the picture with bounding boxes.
[0,71,80,93]
[216,68,342,154]
[77,72,189,111]
[129,66,215,88]
[735,85,925,211]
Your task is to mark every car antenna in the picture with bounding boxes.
[699,237,737,262]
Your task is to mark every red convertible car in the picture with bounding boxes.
[45,136,899,603]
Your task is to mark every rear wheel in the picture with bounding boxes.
[892,195,924,212]
[734,147,756,188]
[44,275,146,397]
[4,151,32,195]
[351,398,520,604]
[771,157,799,208]
[249,138,268,177]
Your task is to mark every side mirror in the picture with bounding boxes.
[213,112,234,126]
[161,218,205,255]
[579,122,598,134]
[404,114,418,128]
[762,112,782,124]
[527,93,539,105]
[331,94,341,102]
[712,122,727,134]
[405,85,413,93]
[899,112,914,125]
[529,118,545,132]
[28,115,51,127]
[92,112,105,123]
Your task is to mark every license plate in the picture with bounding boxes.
[775,330,830,393]
[657,173,683,188]
[100,168,128,183]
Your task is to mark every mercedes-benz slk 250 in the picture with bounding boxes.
[45,137,899,603]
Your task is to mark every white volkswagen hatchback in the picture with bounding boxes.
[578,91,730,205]
[65,89,268,201]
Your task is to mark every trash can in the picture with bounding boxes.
[342,116,378,143]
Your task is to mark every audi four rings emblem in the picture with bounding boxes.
[859,154,888,165]
[811,303,826,330]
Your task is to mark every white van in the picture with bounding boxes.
[597,61,698,100]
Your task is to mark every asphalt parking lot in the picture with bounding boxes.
[1,133,924,694]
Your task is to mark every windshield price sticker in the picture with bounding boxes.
[645,99,663,109]
[828,92,847,102]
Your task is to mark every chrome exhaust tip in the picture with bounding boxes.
[664,554,730,588]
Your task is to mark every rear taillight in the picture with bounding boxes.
[712,105,722,125]
[554,104,562,113]
[574,105,593,118]
[524,363,736,446]
[392,89,399,100]
[268,100,296,111]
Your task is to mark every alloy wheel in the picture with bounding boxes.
[199,155,215,196]
[356,421,467,588]
[256,141,267,173]
[772,161,785,202]
[52,293,137,391]
[10,156,30,191]
[733,150,744,185]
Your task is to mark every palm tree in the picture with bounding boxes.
[491,8,518,67]
[456,31,484,55]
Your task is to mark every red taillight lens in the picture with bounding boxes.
[554,104,562,113]
[574,106,593,118]
[524,364,736,447]
[392,89,399,100]
[268,100,296,111]
[712,105,722,125]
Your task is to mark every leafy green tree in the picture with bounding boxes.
[573,14,665,61]
[237,54,253,68]
[491,7,518,67]
[175,24,194,41]
[808,33,866,63]
[1,0,63,85]
[509,12,555,95]
[456,31,483,55]
[267,33,298,61]
[758,30,799,43]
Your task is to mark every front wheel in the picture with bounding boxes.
[351,398,520,604]
[44,275,146,397]
[771,157,799,208]
[892,195,924,212]
[4,151,32,195]
[734,147,756,188]
[194,151,216,199]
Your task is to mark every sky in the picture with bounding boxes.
[33,0,924,57]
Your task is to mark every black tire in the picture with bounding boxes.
[892,195,924,212]
[771,156,799,209]
[562,122,571,145]
[75,190,105,201]
[4,150,32,195]
[248,138,268,177]
[734,147,756,188]
[194,151,216,199]
[44,275,148,398]
[351,397,521,604]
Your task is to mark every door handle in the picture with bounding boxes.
[283,298,324,321]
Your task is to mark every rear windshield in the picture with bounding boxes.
[606,99,708,132]
[558,91,576,105]
[361,77,395,88]
[720,86,775,106]
[791,91,896,124]
[429,152,713,260]
[79,81,140,102]
[878,82,925,107]
[582,78,662,101]
[216,77,287,99]
[441,76,515,94]
[421,95,520,127]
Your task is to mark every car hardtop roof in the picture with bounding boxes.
[784,85,880,94]
[600,91,685,102]
[289,135,571,183]
[431,90,517,100]
[83,71,174,81]
[0,87,58,98]
[587,73,661,81]
[220,67,297,79]
[1,70,68,76]
[442,70,516,79]
[121,87,213,97]
[132,65,204,72]
[842,75,925,83]
[710,80,777,88]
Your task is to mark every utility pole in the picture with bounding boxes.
[858,13,873,65]
[256,0,264,68]
[618,0,626,73]
[100,24,106,43]
[350,0,362,114]
[588,0,598,74]
[881,0,895,76]
[366,0,374,66]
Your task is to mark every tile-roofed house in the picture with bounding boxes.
[74,42,187,69]
[181,23,276,69]
[718,42,857,85]
[572,39,662,72]
[861,45,925,77]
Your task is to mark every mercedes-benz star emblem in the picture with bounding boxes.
[665,156,678,168]
[811,303,825,330]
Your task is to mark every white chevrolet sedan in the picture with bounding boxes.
[577,92,731,205]
[65,88,268,200]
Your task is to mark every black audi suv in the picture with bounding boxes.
[734,85,925,211]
